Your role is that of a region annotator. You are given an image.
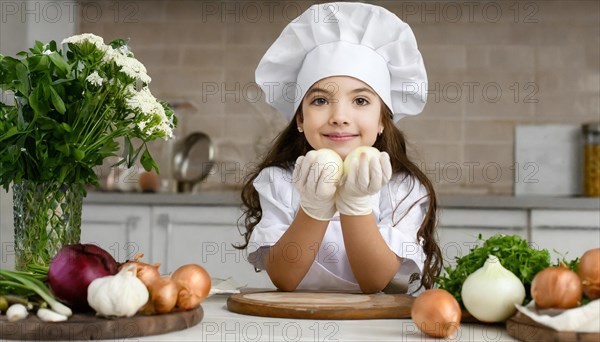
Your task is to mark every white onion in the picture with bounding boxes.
[313,148,343,183]
[461,255,525,322]
[343,146,380,174]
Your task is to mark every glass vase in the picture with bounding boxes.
[12,181,84,270]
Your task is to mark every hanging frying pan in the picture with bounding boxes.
[172,132,215,192]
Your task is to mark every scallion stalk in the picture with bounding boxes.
[0,269,72,317]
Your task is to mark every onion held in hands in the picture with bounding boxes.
[48,244,118,311]
[343,146,380,174]
[578,248,600,299]
[411,289,461,338]
[171,264,211,309]
[312,148,343,183]
[531,263,582,309]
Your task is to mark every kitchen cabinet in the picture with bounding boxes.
[81,204,152,263]
[530,209,600,261]
[437,208,528,266]
[151,206,273,288]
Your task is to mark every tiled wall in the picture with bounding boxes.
[79,0,599,195]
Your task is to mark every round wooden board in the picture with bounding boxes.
[506,312,600,342]
[227,291,415,320]
[0,305,203,340]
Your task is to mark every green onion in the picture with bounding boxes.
[0,269,72,317]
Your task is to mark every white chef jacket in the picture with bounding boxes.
[247,166,428,293]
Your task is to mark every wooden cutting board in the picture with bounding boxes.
[506,312,600,342]
[227,291,415,319]
[0,306,203,340]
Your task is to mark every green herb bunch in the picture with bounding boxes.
[436,234,551,307]
[0,33,177,190]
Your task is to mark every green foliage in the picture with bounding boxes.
[436,234,551,307]
[0,35,176,190]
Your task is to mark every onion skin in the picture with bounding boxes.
[119,253,161,287]
[48,244,118,311]
[411,289,461,338]
[140,276,178,314]
[531,264,582,309]
[171,264,211,309]
[578,248,600,299]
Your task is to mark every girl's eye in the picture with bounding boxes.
[311,97,328,106]
[355,97,370,106]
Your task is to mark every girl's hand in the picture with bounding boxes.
[336,151,392,216]
[292,150,343,221]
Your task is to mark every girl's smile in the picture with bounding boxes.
[297,76,383,159]
[323,131,360,142]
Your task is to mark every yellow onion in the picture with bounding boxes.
[171,264,211,310]
[578,248,600,299]
[119,253,161,287]
[531,264,582,309]
[139,276,178,314]
[411,289,461,338]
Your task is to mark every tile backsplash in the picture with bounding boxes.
[76,0,599,195]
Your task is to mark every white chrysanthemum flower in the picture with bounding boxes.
[86,71,104,86]
[118,45,131,56]
[103,47,151,83]
[61,33,106,50]
[126,87,173,138]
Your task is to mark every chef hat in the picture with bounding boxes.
[255,2,427,123]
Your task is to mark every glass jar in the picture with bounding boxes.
[12,181,84,270]
[583,122,600,197]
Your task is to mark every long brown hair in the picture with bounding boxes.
[238,105,442,290]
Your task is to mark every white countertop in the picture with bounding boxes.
[132,294,513,342]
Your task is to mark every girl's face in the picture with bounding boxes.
[297,76,383,159]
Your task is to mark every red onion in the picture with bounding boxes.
[48,244,118,311]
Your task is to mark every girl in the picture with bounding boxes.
[239,2,442,294]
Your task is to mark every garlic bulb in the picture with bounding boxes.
[87,263,149,317]
[461,255,525,322]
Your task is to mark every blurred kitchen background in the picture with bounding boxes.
[2,0,598,196]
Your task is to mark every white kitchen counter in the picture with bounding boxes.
[132,294,513,342]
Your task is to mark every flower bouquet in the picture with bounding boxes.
[0,33,177,269]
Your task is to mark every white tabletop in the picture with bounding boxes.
[133,294,515,342]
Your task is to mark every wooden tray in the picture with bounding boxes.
[506,312,600,342]
[0,306,203,340]
[227,291,415,320]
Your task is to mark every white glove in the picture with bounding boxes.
[292,149,343,221]
[336,150,392,216]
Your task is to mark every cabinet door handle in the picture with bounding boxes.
[157,213,173,272]
[124,216,140,258]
